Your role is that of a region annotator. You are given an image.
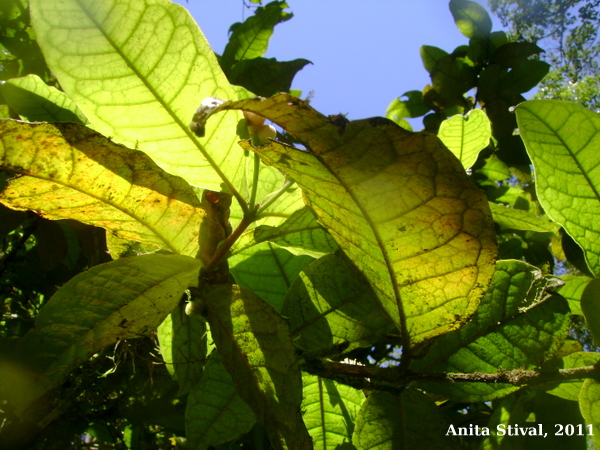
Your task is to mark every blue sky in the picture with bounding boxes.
[174,1,506,127]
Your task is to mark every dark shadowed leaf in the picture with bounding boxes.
[203,284,311,449]
[0,254,200,416]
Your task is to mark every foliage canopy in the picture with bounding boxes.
[1,0,600,449]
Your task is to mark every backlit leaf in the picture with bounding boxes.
[220,1,292,70]
[231,206,338,259]
[449,0,492,39]
[500,60,550,96]
[581,278,600,345]
[353,390,459,449]
[302,374,364,449]
[489,202,559,233]
[197,94,498,349]
[386,90,430,119]
[30,0,243,191]
[557,275,592,316]
[548,352,600,401]
[227,57,311,98]
[515,100,600,276]
[438,109,491,169]
[1,74,87,124]
[0,120,220,259]
[411,260,570,402]
[229,242,314,312]
[282,254,395,355]
[420,45,448,74]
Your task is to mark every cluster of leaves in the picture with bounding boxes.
[487,0,600,111]
[1,0,600,449]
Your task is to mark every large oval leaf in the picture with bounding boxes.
[197,94,498,348]
[0,120,221,259]
[1,253,200,416]
[30,0,243,191]
[516,100,600,276]
[411,260,570,402]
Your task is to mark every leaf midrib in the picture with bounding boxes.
[5,169,181,253]
[74,0,240,197]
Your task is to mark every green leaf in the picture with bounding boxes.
[488,202,559,233]
[500,60,550,96]
[157,302,208,396]
[30,0,243,191]
[431,55,476,99]
[231,207,338,259]
[548,352,600,401]
[491,42,545,69]
[282,254,395,355]
[474,154,511,182]
[185,351,256,450]
[386,91,430,119]
[1,253,200,415]
[515,100,600,276]
[229,243,314,312]
[557,275,592,315]
[353,390,460,450]
[302,374,364,449]
[480,393,530,450]
[579,379,600,448]
[1,74,87,123]
[229,163,304,228]
[420,45,448,74]
[411,260,571,402]
[203,284,312,449]
[197,94,498,348]
[0,120,218,259]
[227,57,311,97]
[449,0,493,39]
[220,1,292,71]
[580,278,600,345]
[437,109,491,169]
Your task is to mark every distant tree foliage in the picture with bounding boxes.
[488,0,600,110]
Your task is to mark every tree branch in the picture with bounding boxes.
[301,359,600,392]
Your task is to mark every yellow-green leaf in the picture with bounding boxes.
[353,390,460,449]
[489,202,559,234]
[302,374,364,448]
[1,74,88,124]
[515,100,600,276]
[438,109,491,169]
[0,120,221,259]
[197,94,498,348]
[30,0,243,191]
